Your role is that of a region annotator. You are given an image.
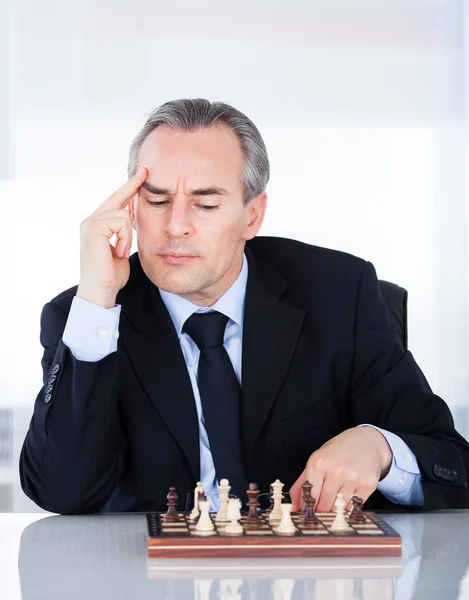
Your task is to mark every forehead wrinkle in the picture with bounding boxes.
[141,174,192,197]
[138,130,244,197]
[141,182,229,199]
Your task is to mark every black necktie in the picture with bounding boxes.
[183,311,247,498]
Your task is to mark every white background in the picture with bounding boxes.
[0,0,468,517]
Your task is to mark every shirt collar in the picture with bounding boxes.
[159,253,248,336]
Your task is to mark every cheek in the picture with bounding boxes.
[203,219,244,253]
[203,206,246,240]
[134,207,160,238]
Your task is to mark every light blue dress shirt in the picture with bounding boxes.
[62,253,424,509]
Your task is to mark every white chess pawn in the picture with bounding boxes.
[269,479,284,522]
[195,500,215,533]
[276,503,296,535]
[330,493,348,531]
[189,481,204,521]
[216,478,231,523]
[225,498,243,534]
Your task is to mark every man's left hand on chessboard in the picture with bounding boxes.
[289,426,393,512]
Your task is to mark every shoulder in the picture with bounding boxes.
[246,236,367,285]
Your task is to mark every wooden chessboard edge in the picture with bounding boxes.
[148,535,401,547]
[148,545,402,558]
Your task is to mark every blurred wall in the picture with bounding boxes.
[1,0,468,511]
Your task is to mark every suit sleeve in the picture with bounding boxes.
[19,300,127,514]
[350,261,469,509]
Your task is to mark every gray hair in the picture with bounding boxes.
[127,98,270,205]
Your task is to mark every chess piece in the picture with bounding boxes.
[189,481,204,521]
[164,486,180,522]
[266,483,274,514]
[245,483,262,528]
[330,493,349,531]
[195,500,216,533]
[300,480,313,517]
[276,503,296,535]
[227,497,242,521]
[225,520,243,535]
[349,496,366,523]
[269,479,284,522]
[216,478,231,523]
[303,494,320,527]
[225,498,243,534]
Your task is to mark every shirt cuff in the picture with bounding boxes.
[357,424,424,505]
[62,296,121,362]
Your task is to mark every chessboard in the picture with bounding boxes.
[147,511,402,558]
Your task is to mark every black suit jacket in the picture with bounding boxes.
[20,237,469,513]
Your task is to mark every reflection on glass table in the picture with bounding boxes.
[15,512,469,600]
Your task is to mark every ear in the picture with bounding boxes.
[243,192,267,241]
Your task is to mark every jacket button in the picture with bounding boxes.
[450,470,458,482]
[433,465,443,477]
[51,364,60,376]
[45,384,53,393]
[44,393,52,404]
[47,374,57,385]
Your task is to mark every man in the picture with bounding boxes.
[20,99,469,514]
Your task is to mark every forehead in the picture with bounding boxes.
[138,125,244,187]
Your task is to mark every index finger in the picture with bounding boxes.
[94,166,148,215]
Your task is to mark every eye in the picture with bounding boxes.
[147,200,168,207]
[198,205,219,211]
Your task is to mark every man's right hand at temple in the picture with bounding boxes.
[76,166,148,308]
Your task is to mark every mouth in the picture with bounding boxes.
[159,253,198,265]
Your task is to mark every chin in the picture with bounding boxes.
[150,271,204,296]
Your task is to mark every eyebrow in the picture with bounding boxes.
[141,182,230,197]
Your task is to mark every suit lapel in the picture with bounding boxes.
[242,249,305,461]
[117,250,305,478]
[118,256,200,481]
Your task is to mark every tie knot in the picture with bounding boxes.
[183,311,229,350]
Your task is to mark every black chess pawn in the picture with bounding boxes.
[303,495,320,527]
[164,486,181,522]
[245,483,262,528]
[348,495,366,523]
[301,480,313,517]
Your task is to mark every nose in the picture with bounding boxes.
[165,199,193,238]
